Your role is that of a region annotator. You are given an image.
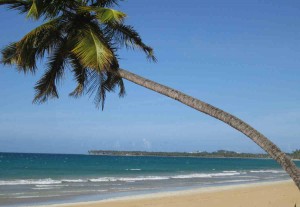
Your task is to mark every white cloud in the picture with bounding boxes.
[142,138,152,150]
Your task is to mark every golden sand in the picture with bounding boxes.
[36,180,300,207]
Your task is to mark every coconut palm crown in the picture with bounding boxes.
[1,0,156,109]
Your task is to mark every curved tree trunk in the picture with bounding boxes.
[118,68,300,190]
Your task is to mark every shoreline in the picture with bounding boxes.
[33,179,299,207]
[88,154,274,159]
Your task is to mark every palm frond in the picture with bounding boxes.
[26,0,39,19]
[97,71,125,109]
[1,18,63,73]
[2,0,46,20]
[94,72,107,109]
[1,0,79,20]
[69,36,124,109]
[78,6,126,23]
[0,0,31,14]
[71,22,117,71]
[72,29,113,70]
[89,0,123,7]
[106,70,125,97]
[96,8,126,23]
[104,23,156,62]
[1,41,38,73]
[84,69,125,110]
[20,18,62,51]
[33,41,67,103]
[69,54,87,98]
[1,42,17,65]
[40,1,80,19]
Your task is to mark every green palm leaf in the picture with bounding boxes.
[19,18,62,53]
[33,40,68,103]
[105,23,156,61]
[0,0,31,14]
[69,55,87,98]
[1,41,38,73]
[84,69,125,109]
[26,0,38,19]
[1,18,62,73]
[1,42,17,65]
[79,6,126,23]
[95,8,126,23]
[89,0,122,7]
[71,26,114,71]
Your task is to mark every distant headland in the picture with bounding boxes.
[88,149,300,159]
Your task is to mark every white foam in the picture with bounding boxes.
[15,195,60,198]
[32,187,57,190]
[172,174,211,179]
[0,178,92,186]
[0,170,254,187]
[62,179,87,183]
[89,177,118,182]
[0,179,61,186]
[11,193,25,195]
[89,176,169,182]
[16,195,44,198]
[35,184,68,187]
[89,172,242,183]
[126,169,142,171]
[212,172,241,177]
[119,176,169,182]
[171,172,240,179]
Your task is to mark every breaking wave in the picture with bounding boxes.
[0,169,286,186]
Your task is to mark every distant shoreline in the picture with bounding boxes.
[88,150,300,160]
[90,154,273,160]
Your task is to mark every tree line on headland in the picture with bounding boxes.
[88,149,300,159]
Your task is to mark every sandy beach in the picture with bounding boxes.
[35,180,299,207]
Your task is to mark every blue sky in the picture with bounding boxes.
[0,0,299,154]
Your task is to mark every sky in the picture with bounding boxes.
[0,0,300,154]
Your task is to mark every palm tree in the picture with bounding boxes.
[1,0,300,190]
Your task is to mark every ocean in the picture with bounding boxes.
[0,152,299,206]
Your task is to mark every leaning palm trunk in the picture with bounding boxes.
[118,68,300,190]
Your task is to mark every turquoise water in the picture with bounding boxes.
[0,152,299,206]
